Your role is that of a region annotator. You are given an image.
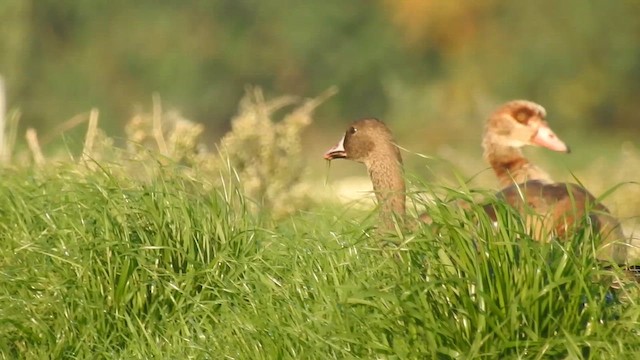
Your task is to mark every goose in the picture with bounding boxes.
[324,118,406,230]
[324,116,630,268]
[482,100,628,264]
[482,100,569,188]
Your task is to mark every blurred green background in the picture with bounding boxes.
[1,0,639,172]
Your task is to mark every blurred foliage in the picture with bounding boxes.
[216,86,337,217]
[1,0,639,141]
[7,87,336,220]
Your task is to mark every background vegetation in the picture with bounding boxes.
[1,0,638,207]
[0,1,639,358]
[2,1,640,132]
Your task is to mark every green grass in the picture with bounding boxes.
[0,162,639,359]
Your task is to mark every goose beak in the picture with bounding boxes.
[531,125,571,153]
[324,135,347,160]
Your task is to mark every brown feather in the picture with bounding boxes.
[484,180,628,264]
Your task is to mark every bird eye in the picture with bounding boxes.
[349,126,357,135]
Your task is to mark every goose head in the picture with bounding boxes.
[324,118,402,167]
[484,100,570,153]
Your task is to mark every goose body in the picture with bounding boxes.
[484,180,627,263]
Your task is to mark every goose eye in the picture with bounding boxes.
[348,126,357,135]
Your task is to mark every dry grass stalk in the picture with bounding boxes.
[40,112,89,146]
[152,93,168,155]
[81,108,99,163]
[25,128,45,166]
[0,76,5,164]
[3,109,21,164]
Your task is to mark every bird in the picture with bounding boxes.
[482,100,629,265]
[482,100,569,189]
[324,115,635,286]
[324,118,406,230]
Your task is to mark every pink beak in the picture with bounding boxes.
[531,125,570,153]
[324,135,347,160]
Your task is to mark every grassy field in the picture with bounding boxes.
[1,161,639,359]
[1,91,639,359]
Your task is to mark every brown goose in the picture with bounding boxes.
[324,115,630,268]
[482,100,569,188]
[482,100,628,264]
[324,118,406,230]
[484,181,628,263]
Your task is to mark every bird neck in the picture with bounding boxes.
[482,136,552,188]
[366,151,406,229]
